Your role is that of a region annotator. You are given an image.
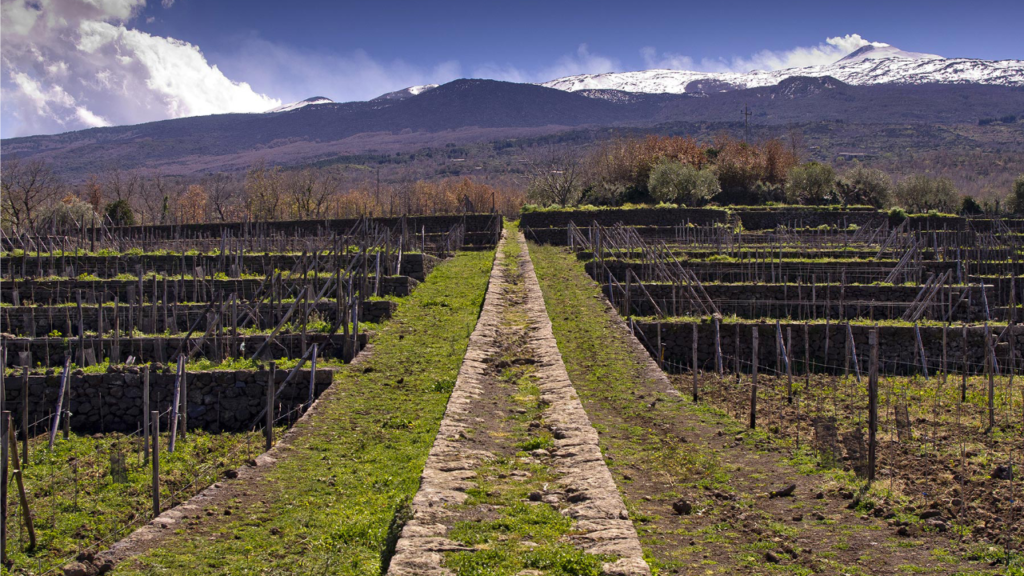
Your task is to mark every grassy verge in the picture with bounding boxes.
[114,248,494,575]
[6,430,266,573]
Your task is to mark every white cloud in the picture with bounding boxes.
[641,34,884,73]
[209,36,463,105]
[1,0,279,137]
[473,44,619,83]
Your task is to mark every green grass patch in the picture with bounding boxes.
[114,248,495,575]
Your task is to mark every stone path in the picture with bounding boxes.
[388,231,650,575]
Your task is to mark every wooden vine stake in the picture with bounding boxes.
[143,365,150,462]
[151,410,160,517]
[868,328,879,483]
[266,362,276,450]
[169,356,183,453]
[1,411,7,564]
[48,357,71,450]
[750,326,759,429]
[692,323,699,402]
[8,417,35,550]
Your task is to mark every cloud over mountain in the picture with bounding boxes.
[640,34,885,73]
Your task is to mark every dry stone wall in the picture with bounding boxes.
[0,366,333,434]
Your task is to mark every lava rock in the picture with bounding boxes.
[672,498,693,515]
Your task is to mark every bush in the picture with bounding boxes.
[893,175,958,213]
[960,195,984,215]
[105,199,135,226]
[40,195,96,230]
[648,159,720,206]
[838,167,892,208]
[786,162,837,205]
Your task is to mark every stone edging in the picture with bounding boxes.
[387,231,650,575]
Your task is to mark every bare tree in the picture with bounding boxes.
[204,172,243,222]
[104,168,141,204]
[526,145,586,207]
[288,167,341,219]
[244,159,283,221]
[1,156,66,232]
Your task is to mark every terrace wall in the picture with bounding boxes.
[95,214,501,244]
[1,300,395,338]
[2,275,418,304]
[0,366,334,434]
[637,321,1016,376]
[520,208,729,231]
[2,333,367,369]
[1,253,439,282]
[611,282,982,321]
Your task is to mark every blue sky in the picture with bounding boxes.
[1,0,1022,138]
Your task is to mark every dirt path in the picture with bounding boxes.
[388,230,649,575]
[529,242,999,576]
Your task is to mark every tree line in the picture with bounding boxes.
[526,135,1024,215]
[0,157,524,235]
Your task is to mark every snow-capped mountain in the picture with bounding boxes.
[371,84,439,102]
[542,45,1024,96]
[266,96,334,113]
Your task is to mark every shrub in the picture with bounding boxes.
[105,199,135,226]
[838,167,892,208]
[648,159,720,206]
[893,175,958,213]
[960,195,984,215]
[786,162,837,205]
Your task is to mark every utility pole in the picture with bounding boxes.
[742,104,752,142]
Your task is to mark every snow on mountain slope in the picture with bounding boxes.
[266,96,334,113]
[836,44,941,63]
[371,84,439,102]
[543,47,1024,96]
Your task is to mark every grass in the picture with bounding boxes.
[5,429,267,574]
[530,241,733,574]
[113,247,495,575]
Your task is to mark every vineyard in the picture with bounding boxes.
[0,206,1020,575]
[0,214,500,574]
[523,206,1023,573]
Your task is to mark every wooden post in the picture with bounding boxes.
[151,410,160,517]
[1,411,7,564]
[868,329,878,482]
[307,344,318,408]
[750,326,759,429]
[804,323,810,389]
[962,324,968,403]
[713,317,723,375]
[169,357,183,453]
[180,366,188,443]
[266,361,276,450]
[692,323,699,402]
[786,326,793,404]
[62,366,70,441]
[734,323,740,381]
[21,368,28,465]
[143,365,150,462]
[986,323,995,431]
[8,417,35,550]
[48,357,70,450]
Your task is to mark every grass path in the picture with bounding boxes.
[112,248,494,575]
